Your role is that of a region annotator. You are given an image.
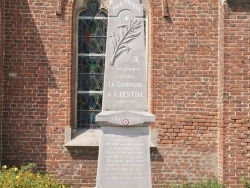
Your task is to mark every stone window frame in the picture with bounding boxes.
[65,0,154,148]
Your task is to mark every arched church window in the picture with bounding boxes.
[77,0,108,128]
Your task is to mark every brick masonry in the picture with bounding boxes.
[218,0,225,183]
[0,0,249,188]
[0,0,4,164]
[151,0,219,186]
[222,0,250,187]
[2,0,71,171]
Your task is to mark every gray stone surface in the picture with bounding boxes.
[97,111,155,126]
[96,1,154,187]
[96,126,152,188]
[65,129,100,147]
[96,0,155,126]
[65,128,156,148]
[100,0,147,112]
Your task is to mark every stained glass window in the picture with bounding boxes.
[77,0,107,128]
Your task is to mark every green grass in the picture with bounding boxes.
[242,176,250,188]
[162,179,225,188]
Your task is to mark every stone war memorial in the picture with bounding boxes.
[96,0,155,187]
[0,0,250,187]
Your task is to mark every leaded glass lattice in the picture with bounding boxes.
[77,0,107,128]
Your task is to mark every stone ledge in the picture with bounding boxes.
[65,128,157,149]
[96,111,155,126]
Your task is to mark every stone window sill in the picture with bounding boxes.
[64,128,157,149]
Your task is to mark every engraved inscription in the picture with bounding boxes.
[103,134,146,185]
[96,127,153,187]
[107,65,144,99]
[114,91,143,98]
[112,0,141,12]
[109,81,143,88]
[108,116,142,124]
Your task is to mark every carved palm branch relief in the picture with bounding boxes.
[110,19,142,66]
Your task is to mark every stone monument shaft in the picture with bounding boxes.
[96,1,155,187]
[96,0,154,126]
[103,0,147,112]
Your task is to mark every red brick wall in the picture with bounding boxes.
[2,1,99,187]
[151,0,219,185]
[2,1,100,187]
[218,0,225,182]
[2,0,72,170]
[0,0,4,163]
[222,1,250,187]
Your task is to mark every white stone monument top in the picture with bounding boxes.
[102,0,146,111]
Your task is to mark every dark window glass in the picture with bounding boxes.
[77,0,107,128]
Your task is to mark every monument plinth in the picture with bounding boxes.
[96,0,155,187]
